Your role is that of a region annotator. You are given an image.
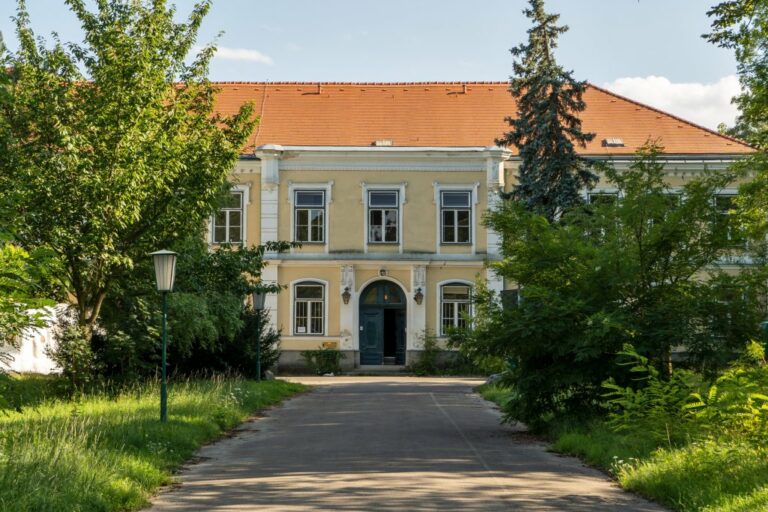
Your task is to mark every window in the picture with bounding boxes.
[714,194,744,246]
[649,193,683,226]
[294,283,324,335]
[294,190,325,243]
[441,191,471,244]
[212,191,244,244]
[368,191,398,243]
[441,283,471,335]
[588,192,619,206]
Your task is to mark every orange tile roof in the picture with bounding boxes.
[212,82,752,156]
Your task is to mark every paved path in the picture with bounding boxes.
[149,377,664,511]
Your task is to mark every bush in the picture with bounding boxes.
[215,307,281,379]
[47,321,100,392]
[409,330,442,376]
[301,348,345,375]
[603,343,768,446]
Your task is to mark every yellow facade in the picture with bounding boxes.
[215,146,744,369]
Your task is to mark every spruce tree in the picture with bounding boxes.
[497,0,597,221]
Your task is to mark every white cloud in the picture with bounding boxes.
[212,46,274,65]
[601,75,741,130]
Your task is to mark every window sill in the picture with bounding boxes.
[440,242,472,246]
[368,241,399,245]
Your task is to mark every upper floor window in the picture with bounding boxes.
[714,194,744,245]
[441,191,471,244]
[294,190,325,243]
[441,283,471,335]
[368,190,398,243]
[212,191,243,244]
[294,282,324,335]
[588,192,619,206]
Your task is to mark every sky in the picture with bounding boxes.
[0,0,741,130]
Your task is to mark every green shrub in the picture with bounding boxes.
[301,348,345,375]
[47,322,101,392]
[409,330,442,376]
[602,346,702,445]
[603,343,768,446]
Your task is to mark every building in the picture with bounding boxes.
[209,81,752,370]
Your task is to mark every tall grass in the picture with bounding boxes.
[477,381,768,512]
[0,377,305,512]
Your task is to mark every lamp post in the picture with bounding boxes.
[252,290,267,382]
[150,250,178,423]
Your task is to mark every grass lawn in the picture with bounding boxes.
[477,383,768,512]
[0,375,306,512]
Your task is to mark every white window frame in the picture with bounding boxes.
[362,182,407,254]
[433,183,479,254]
[210,184,249,245]
[293,190,326,243]
[436,279,473,337]
[288,181,333,254]
[291,279,328,336]
[586,189,620,205]
[440,190,473,245]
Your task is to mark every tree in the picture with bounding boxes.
[0,0,256,341]
[0,241,55,357]
[707,1,768,149]
[497,0,596,221]
[706,2,768,242]
[460,142,766,427]
[91,235,292,381]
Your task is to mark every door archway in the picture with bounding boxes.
[359,280,407,365]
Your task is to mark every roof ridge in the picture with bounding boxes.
[212,81,510,86]
[587,82,753,150]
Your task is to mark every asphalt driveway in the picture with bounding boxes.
[148,376,664,511]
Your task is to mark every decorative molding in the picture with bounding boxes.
[341,264,355,288]
[413,265,426,289]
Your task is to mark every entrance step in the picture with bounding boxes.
[382,357,396,365]
[351,365,408,375]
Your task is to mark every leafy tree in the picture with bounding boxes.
[497,0,596,221]
[92,236,292,381]
[706,2,768,238]
[462,142,765,427]
[0,0,256,341]
[0,237,57,349]
[707,1,768,149]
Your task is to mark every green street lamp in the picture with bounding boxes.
[252,290,267,382]
[150,249,178,423]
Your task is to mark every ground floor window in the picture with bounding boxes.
[441,283,471,335]
[294,282,324,335]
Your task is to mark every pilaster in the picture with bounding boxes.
[255,145,284,254]
[339,264,356,351]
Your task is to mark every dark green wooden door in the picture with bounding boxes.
[360,308,384,365]
[395,310,406,365]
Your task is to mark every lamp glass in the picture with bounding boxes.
[253,290,267,310]
[150,250,178,292]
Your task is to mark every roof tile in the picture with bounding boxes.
[211,82,752,155]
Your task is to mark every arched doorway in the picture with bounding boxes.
[359,281,406,365]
